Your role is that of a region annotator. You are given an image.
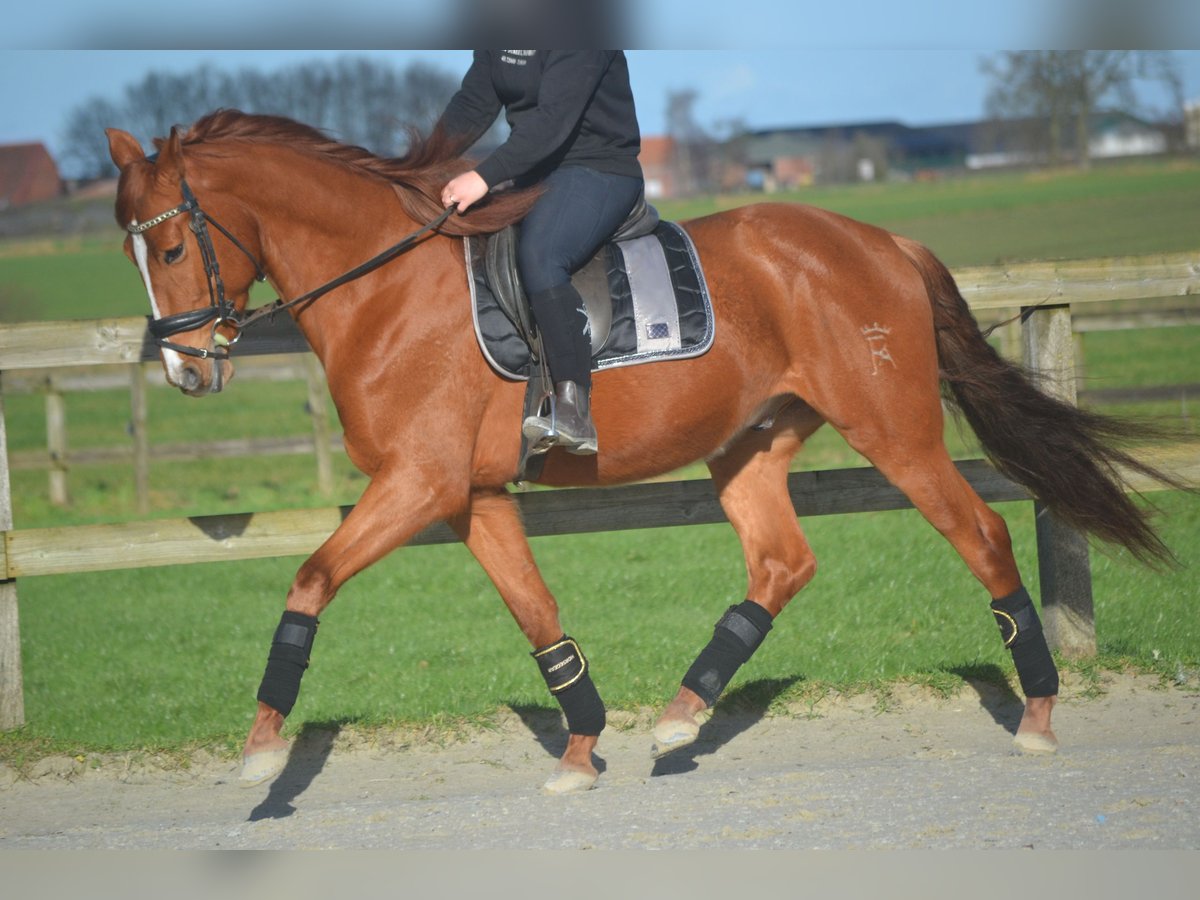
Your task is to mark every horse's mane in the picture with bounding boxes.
[171,109,537,237]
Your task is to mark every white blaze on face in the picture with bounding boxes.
[130,226,189,386]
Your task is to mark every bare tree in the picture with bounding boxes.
[59,56,460,179]
[710,116,751,192]
[400,62,461,130]
[60,96,126,180]
[666,89,720,196]
[982,51,1182,169]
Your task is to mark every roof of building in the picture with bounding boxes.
[743,110,1167,164]
[0,142,61,206]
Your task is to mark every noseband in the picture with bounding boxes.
[129,178,266,360]
[130,179,455,361]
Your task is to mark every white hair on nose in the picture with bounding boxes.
[130,226,189,387]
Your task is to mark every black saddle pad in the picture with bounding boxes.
[465,220,715,380]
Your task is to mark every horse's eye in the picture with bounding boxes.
[164,244,184,264]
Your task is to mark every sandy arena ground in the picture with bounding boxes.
[2,671,1197,850]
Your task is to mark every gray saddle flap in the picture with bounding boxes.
[467,219,714,381]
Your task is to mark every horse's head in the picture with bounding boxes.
[107,126,264,396]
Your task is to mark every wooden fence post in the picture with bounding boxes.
[0,372,26,729]
[1021,303,1097,657]
[44,374,69,507]
[130,363,150,514]
[1000,314,1021,362]
[303,354,334,498]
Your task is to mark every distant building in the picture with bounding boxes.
[959,111,1169,169]
[1086,111,1168,159]
[742,121,962,187]
[728,110,1173,188]
[1186,100,1200,150]
[639,135,678,200]
[0,142,63,209]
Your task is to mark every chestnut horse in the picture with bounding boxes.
[106,111,1172,794]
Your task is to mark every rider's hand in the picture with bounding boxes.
[441,171,489,212]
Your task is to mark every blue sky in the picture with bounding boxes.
[5,50,1198,166]
[2,3,1198,166]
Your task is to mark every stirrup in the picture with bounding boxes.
[522,383,598,455]
[522,410,560,453]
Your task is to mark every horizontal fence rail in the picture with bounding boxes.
[0,461,1025,579]
[0,251,1198,728]
[5,254,1198,511]
[7,453,1196,582]
[950,252,1200,311]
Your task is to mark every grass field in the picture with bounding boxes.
[1,158,1198,763]
[656,158,1200,267]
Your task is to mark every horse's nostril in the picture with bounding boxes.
[180,366,202,392]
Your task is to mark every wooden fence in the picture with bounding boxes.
[1,251,1198,729]
[6,300,1196,514]
[4,354,340,511]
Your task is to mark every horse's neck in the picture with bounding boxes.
[230,157,424,351]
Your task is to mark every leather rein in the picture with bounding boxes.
[129,178,455,360]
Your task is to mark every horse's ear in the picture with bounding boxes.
[106,128,145,170]
[154,127,187,182]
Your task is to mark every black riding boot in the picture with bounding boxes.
[523,381,599,455]
[524,284,598,455]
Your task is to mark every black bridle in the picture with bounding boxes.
[129,178,456,360]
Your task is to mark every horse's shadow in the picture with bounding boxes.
[505,678,800,779]
[506,704,608,777]
[946,664,1024,736]
[648,676,803,777]
[246,720,345,822]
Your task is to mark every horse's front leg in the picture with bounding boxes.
[239,467,468,786]
[449,488,605,794]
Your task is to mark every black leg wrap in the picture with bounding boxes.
[681,600,774,708]
[532,636,606,736]
[991,586,1058,698]
[256,611,319,717]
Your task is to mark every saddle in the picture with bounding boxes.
[463,200,715,479]
[465,200,714,382]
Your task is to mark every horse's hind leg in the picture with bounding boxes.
[449,488,605,794]
[825,365,1059,753]
[653,402,823,757]
[858,440,1059,752]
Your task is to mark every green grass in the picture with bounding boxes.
[1079,327,1200,390]
[4,490,1195,760]
[1,159,1198,763]
[658,158,1200,266]
[0,236,146,321]
[3,159,1200,324]
[5,325,1193,531]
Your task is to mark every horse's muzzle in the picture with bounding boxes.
[172,357,234,396]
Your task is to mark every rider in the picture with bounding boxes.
[438,50,645,455]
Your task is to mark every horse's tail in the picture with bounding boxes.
[892,234,1184,566]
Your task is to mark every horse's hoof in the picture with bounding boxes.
[238,747,290,787]
[542,768,598,795]
[1013,730,1059,755]
[650,708,712,759]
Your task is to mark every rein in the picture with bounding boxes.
[237,202,455,332]
[129,179,455,360]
